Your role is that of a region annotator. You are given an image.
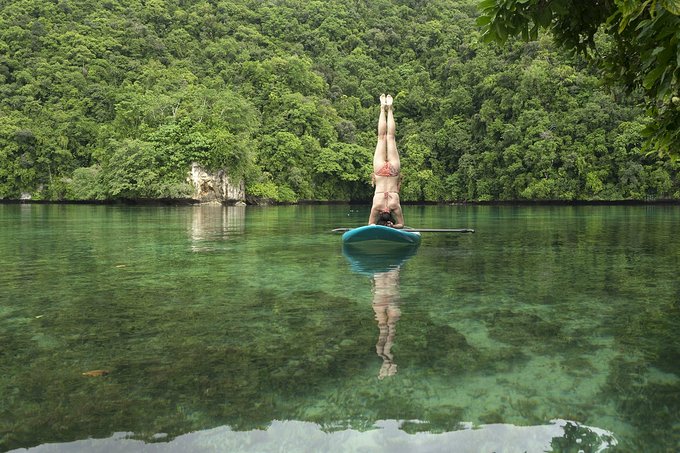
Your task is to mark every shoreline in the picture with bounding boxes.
[2,198,680,207]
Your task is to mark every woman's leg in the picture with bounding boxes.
[373,94,388,171]
[385,95,400,172]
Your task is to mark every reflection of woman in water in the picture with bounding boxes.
[368,94,404,228]
[372,268,401,379]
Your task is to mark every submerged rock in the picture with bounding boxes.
[82,369,110,377]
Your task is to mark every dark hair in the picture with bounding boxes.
[376,211,394,226]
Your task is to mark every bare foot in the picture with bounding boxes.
[378,361,390,380]
[380,93,386,106]
[378,360,397,379]
[385,94,393,110]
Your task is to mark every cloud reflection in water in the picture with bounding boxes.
[9,419,616,453]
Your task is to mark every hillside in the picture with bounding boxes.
[1,0,677,201]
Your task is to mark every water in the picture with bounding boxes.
[1,204,679,452]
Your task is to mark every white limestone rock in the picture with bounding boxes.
[188,163,245,204]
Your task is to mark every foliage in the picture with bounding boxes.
[0,0,678,201]
[248,181,298,203]
[477,0,680,158]
[67,166,105,200]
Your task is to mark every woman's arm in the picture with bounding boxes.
[391,205,404,229]
[368,206,378,225]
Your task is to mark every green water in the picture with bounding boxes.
[1,204,679,452]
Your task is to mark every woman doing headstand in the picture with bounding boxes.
[368,94,404,228]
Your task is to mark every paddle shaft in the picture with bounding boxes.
[332,227,474,233]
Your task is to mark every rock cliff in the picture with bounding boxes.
[188,163,245,204]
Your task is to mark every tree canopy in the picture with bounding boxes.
[0,0,678,202]
[477,0,680,157]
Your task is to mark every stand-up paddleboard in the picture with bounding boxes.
[342,225,421,245]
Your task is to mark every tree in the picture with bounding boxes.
[477,0,680,157]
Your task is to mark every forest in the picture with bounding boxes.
[1,0,678,202]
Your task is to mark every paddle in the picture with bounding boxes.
[332,227,475,233]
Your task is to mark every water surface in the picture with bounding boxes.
[1,204,679,452]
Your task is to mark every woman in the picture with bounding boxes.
[368,94,404,228]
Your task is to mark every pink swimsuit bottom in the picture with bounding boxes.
[375,162,399,177]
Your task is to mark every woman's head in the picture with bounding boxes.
[376,210,394,226]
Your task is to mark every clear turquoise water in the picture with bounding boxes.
[1,204,679,452]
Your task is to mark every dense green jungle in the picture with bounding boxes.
[1,0,679,202]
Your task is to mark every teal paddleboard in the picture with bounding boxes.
[341,225,421,245]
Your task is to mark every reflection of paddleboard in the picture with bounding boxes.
[342,225,421,246]
[342,242,419,276]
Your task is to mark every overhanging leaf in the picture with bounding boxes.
[643,64,667,89]
[476,15,492,26]
[478,0,497,11]
[536,5,552,27]
[495,20,508,40]
[661,0,680,15]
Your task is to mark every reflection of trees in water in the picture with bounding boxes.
[372,268,401,379]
